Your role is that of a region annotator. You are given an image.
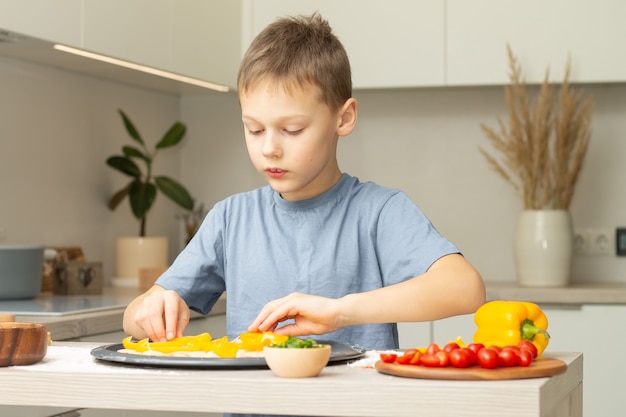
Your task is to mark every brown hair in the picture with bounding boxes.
[237,12,352,113]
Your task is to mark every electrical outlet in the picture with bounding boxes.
[574,228,614,256]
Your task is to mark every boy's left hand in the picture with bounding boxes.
[247,292,341,336]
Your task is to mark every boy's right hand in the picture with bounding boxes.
[123,285,190,342]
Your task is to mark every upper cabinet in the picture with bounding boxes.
[2,0,625,91]
[82,0,242,89]
[0,0,241,90]
[446,0,626,85]
[244,0,445,89]
[0,0,82,46]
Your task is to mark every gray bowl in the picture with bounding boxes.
[0,245,44,300]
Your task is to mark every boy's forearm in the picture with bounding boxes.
[338,254,485,327]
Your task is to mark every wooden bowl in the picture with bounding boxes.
[263,345,331,378]
[0,322,48,366]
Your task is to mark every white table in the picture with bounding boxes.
[0,343,582,417]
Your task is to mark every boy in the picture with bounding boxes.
[124,12,484,360]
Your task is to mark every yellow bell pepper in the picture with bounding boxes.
[473,300,550,356]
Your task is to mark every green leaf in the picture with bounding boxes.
[118,109,144,145]
[156,122,186,149]
[107,183,132,210]
[122,145,149,162]
[155,176,194,210]
[106,156,142,178]
[129,180,157,220]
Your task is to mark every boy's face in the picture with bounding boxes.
[240,81,355,201]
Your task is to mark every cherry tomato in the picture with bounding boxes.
[419,353,441,367]
[467,343,485,355]
[518,340,538,358]
[497,348,519,367]
[397,354,414,364]
[380,353,397,363]
[449,348,472,368]
[409,350,423,365]
[476,348,498,369]
[443,342,460,353]
[435,350,450,367]
[502,345,521,355]
[517,349,533,367]
[488,345,502,353]
[459,347,477,366]
[426,343,440,355]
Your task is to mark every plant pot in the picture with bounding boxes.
[514,210,573,287]
[0,244,44,300]
[114,237,168,287]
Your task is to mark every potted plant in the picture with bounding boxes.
[480,46,593,287]
[106,109,195,283]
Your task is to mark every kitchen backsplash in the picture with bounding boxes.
[1,55,625,286]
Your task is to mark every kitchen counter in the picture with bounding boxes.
[0,342,582,417]
[485,282,626,304]
[3,282,626,340]
[2,287,226,340]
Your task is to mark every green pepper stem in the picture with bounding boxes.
[520,319,551,340]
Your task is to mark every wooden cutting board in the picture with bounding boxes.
[375,356,567,380]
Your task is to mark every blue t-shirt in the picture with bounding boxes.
[157,173,458,349]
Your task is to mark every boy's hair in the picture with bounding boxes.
[237,12,352,113]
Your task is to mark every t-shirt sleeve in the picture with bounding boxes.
[375,191,459,286]
[155,204,226,315]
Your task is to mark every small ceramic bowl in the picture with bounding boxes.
[263,344,331,378]
[0,322,49,367]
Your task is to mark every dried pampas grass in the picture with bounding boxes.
[480,46,593,210]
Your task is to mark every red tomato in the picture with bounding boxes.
[409,350,423,365]
[396,349,415,365]
[459,347,477,366]
[497,348,519,367]
[517,350,533,367]
[426,343,440,355]
[488,345,502,353]
[449,348,472,368]
[518,340,538,358]
[420,351,449,367]
[419,353,441,367]
[502,345,521,355]
[467,343,485,355]
[379,353,397,363]
[396,353,413,365]
[435,350,450,367]
[476,348,498,369]
[443,342,460,353]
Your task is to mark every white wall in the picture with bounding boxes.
[2,53,625,286]
[180,84,626,284]
[0,56,184,284]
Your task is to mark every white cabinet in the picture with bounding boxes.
[170,1,243,88]
[0,0,82,46]
[0,0,241,89]
[431,313,475,345]
[82,0,242,88]
[540,304,626,417]
[245,0,445,88]
[446,0,626,85]
[82,0,172,72]
[397,321,431,349]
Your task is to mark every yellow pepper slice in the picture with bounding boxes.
[121,331,288,358]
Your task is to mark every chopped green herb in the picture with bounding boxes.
[269,336,321,348]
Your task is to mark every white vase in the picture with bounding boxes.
[514,210,574,287]
[114,237,168,286]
